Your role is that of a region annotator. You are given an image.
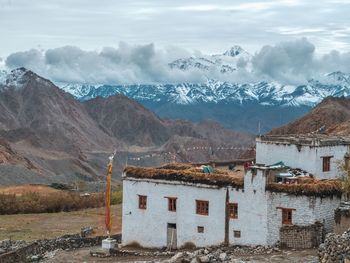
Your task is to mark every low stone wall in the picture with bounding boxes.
[319,230,350,263]
[335,203,350,235]
[0,233,121,263]
[280,222,323,249]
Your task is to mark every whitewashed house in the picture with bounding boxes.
[121,135,346,249]
[256,135,350,180]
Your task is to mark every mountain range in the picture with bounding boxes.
[0,68,253,186]
[51,46,350,133]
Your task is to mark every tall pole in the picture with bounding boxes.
[105,151,116,238]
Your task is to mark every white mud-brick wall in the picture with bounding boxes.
[122,179,227,248]
[229,169,269,246]
[256,141,349,179]
[313,196,341,233]
[266,192,341,245]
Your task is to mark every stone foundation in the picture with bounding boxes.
[280,222,323,249]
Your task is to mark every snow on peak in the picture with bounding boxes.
[222,45,246,57]
[325,71,350,84]
[0,67,29,90]
[58,70,350,108]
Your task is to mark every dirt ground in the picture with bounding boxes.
[0,205,121,240]
[42,247,319,263]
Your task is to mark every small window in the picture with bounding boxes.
[322,156,332,172]
[138,195,147,209]
[282,208,293,225]
[167,197,177,212]
[233,230,241,238]
[196,200,209,215]
[229,203,238,219]
[197,226,204,233]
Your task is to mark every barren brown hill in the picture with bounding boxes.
[270,97,350,135]
[0,68,116,153]
[0,68,118,185]
[0,68,254,186]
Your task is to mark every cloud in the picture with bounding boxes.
[252,38,350,83]
[252,38,316,83]
[4,39,350,85]
[5,43,208,84]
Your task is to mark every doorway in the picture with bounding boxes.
[167,223,177,250]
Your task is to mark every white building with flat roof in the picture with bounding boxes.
[256,135,350,180]
[122,161,341,249]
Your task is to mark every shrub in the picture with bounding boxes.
[0,191,104,215]
[110,189,123,205]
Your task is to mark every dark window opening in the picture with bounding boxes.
[197,226,204,233]
[234,230,241,238]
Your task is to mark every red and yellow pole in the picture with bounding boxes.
[105,152,115,237]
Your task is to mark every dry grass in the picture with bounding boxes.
[0,191,105,215]
[124,164,243,188]
[0,185,60,196]
[266,179,342,197]
[0,205,121,241]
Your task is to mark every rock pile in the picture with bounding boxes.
[164,245,281,263]
[0,239,28,255]
[318,230,350,263]
[0,233,121,263]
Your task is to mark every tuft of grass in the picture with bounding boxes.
[111,189,123,205]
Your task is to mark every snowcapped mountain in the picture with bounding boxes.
[169,45,252,73]
[58,71,350,108]
[54,46,350,108]
[0,67,30,90]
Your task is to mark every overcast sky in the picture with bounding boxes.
[1,0,350,57]
[1,0,350,84]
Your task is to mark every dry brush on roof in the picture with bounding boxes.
[266,179,342,197]
[123,165,243,188]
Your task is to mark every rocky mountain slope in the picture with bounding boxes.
[270,96,350,135]
[0,68,253,186]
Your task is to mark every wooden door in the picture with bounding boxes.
[167,223,177,250]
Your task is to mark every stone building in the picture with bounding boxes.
[122,162,341,249]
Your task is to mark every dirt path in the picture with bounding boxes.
[0,205,121,240]
[42,247,318,263]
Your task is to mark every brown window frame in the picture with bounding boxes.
[196,200,209,216]
[281,208,293,225]
[166,197,177,212]
[138,195,147,210]
[322,156,332,172]
[229,203,238,219]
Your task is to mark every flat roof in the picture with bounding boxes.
[123,163,244,188]
[257,134,350,147]
[123,163,342,197]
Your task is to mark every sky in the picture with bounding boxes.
[1,0,350,84]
